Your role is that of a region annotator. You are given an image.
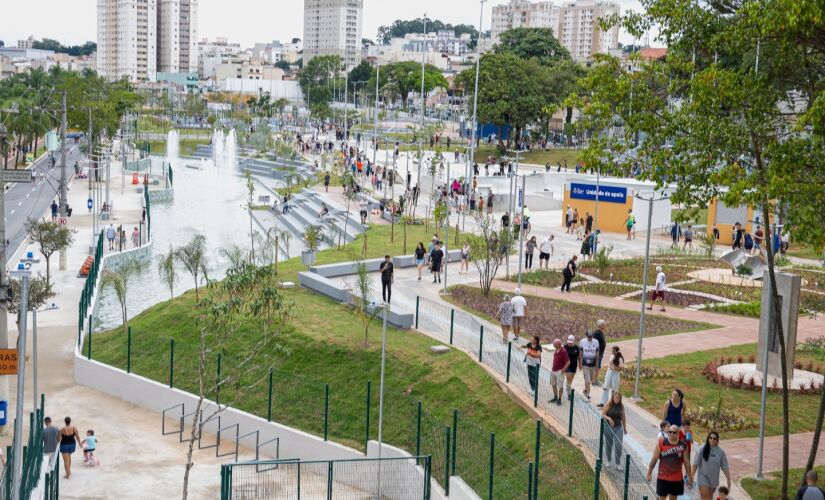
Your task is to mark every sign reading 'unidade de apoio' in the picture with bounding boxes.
[570,183,628,204]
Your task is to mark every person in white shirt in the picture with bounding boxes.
[579,330,600,400]
[539,234,555,269]
[648,266,667,312]
[510,289,528,340]
[598,346,625,407]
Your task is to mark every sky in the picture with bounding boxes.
[0,0,648,49]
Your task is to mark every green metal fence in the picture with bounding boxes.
[78,231,104,340]
[43,454,60,500]
[0,395,49,500]
[220,456,432,500]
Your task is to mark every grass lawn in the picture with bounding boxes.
[86,234,596,497]
[672,207,709,225]
[619,344,825,439]
[146,138,210,157]
[787,242,825,262]
[741,465,824,500]
[473,145,580,166]
[576,257,711,285]
[446,285,716,342]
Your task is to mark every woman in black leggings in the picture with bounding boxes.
[561,255,578,292]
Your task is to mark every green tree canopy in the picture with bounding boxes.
[31,39,96,56]
[493,27,570,66]
[368,61,448,109]
[377,18,478,45]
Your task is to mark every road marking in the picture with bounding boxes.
[10,210,14,215]
[17,201,22,207]
[25,193,30,199]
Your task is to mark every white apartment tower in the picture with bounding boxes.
[491,0,619,61]
[157,0,198,73]
[303,0,364,69]
[97,0,157,81]
[97,0,198,81]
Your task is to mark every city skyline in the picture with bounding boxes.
[1,0,647,49]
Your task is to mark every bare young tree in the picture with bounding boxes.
[468,213,512,296]
[156,245,178,299]
[350,259,379,347]
[181,260,292,500]
[175,235,209,302]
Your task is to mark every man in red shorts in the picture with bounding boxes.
[648,266,667,312]
[647,424,692,499]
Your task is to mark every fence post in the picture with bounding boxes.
[533,420,541,500]
[488,432,495,500]
[568,389,575,437]
[478,325,484,362]
[444,427,451,497]
[623,454,630,500]
[527,462,534,500]
[451,410,458,476]
[593,459,602,500]
[533,369,539,408]
[425,456,432,500]
[323,384,330,441]
[267,369,273,422]
[505,341,512,382]
[415,401,422,459]
[164,337,175,388]
[216,353,222,405]
[449,309,454,345]
[364,381,371,452]
[87,323,92,360]
[127,326,132,373]
[598,418,605,462]
[415,296,420,329]
[327,461,333,500]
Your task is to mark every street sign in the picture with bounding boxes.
[0,349,18,375]
[1,170,33,183]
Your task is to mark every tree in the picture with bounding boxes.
[570,1,825,496]
[175,235,209,302]
[348,60,373,92]
[468,213,512,296]
[494,27,570,65]
[156,245,178,299]
[377,18,478,45]
[100,260,146,333]
[181,260,291,500]
[298,55,343,118]
[338,173,358,249]
[8,274,54,332]
[368,61,448,110]
[274,60,291,72]
[244,170,256,261]
[350,260,380,346]
[25,219,76,289]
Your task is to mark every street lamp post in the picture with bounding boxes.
[468,0,487,172]
[633,192,668,399]
[376,300,390,499]
[517,174,526,288]
[10,264,30,500]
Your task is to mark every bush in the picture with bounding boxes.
[706,301,761,317]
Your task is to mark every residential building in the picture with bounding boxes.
[157,0,199,74]
[363,30,473,71]
[303,0,363,69]
[17,36,35,49]
[197,37,242,79]
[250,39,304,65]
[97,0,158,81]
[490,0,619,61]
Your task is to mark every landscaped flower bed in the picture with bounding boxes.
[683,405,756,432]
[788,267,825,293]
[702,356,823,395]
[624,289,718,308]
[674,281,762,302]
[509,269,583,287]
[574,282,640,297]
[577,258,712,284]
[704,291,825,317]
[447,286,715,342]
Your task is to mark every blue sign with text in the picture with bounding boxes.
[570,183,627,204]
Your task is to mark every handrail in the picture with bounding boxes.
[255,437,280,473]
[162,403,185,437]
[216,422,240,461]
[179,410,198,443]
[198,415,221,450]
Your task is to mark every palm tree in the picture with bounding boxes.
[100,260,146,333]
[175,235,209,302]
[156,245,178,299]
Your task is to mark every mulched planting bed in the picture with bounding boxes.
[508,269,584,288]
[577,258,710,284]
[674,281,762,302]
[448,286,716,342]
[574,282,640,297]
[624,289,718,308]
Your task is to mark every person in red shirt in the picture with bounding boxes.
[550,339,570,405]
[647,425,692,499]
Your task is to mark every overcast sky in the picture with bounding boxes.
[0,0,648,48]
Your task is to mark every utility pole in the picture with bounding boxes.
[0,106,19,435]
[10,265,30,500]
[468,0,486,192]
[59,92,68,217]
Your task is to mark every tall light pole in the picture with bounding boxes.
[376,300,390,498]
[468,0,486,182]
[633,192,668,399]
[417,15,428,192]
[59,92,68,217]
[373,54,382,168]
[517,174,526,288]
[10,264,30,500]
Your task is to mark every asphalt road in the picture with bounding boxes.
[3,144,85,262]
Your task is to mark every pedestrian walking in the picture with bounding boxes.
[119,226,127,251]
[683,224,695,252]
[561,255,578,292]
[323,172,331,192]
[510,289,527,340]
[415,242,426,281]
[592,319,607,384]
[601,392,627,469]
[539,234,554,269]
[625,209,635,240]
[647,424,693,499]
[459,241,470,274]
[662,388,686,428]
[648,266,667,312]
[50,200,58,221]
[671,222,681,248]
[59,416,83,479]
[525,236,537,269]
[131,227,140,247]
[550,338,569,405]
[598,346,624,407]
[732,222,743,250]
[691,431,731,500]
[796,470,825,500]
[524,336,543,398]
[430,241,444,284]
[754,225,764,255]
[486,191,494,214]
[563,335,579,398]
[379,255,394,303]
[566,205,574,233]
[495,294,514,343]
[43,416,59,460]
[106,223,116,250]
[579,330,599,400]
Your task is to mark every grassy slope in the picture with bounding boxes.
[86,221,595,497]
[146,139,210,157]
[619,344,824,439]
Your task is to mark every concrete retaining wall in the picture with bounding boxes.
[89,243,153,324]
[148,187,175,202]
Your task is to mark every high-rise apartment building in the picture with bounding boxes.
[97,0,198,81]
[303,0,363,69]
[491,0,619,61]
[157,0,198,73]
